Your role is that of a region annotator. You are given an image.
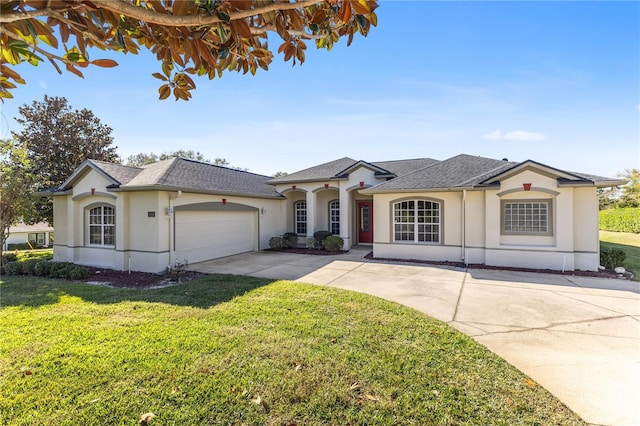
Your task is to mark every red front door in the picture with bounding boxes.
[357,201,373,244]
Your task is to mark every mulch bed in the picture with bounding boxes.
[265,248,348,256]
[363,252,635,280]
[83,267,205,289]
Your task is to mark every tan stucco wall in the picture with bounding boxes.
[52,169,286,273]
[485,171,575,270]
[273,166,385,249]
[373,191,465,262]
[315,189,340,233]
[573,187,600,270]
[170,191,284,253]
[372,169,601,271]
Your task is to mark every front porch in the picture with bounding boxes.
[280,184,373,249]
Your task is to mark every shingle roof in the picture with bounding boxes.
[121,158,283,199]
[371,158,441,177]
[267,157,358,184]
[268,157,441,184]
[368,154,517,191]
[88,160,143,185]
[566,171,626,185]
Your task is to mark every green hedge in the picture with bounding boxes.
[599,208,640,233]
[1,259,88,281]
[600,246,626,271]
[324,235,344,251]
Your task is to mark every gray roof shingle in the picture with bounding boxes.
[267,157,358,184]
[122,158,282,199]
[368,154,518,191]
[87,160,142,185]
[371,158,441,177]
[268,157,441,184]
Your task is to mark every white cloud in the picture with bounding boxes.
[38,80,48,90]
[482,130,546,141]
[482,130,504,140]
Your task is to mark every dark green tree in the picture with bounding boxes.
[618,168,640,208]
[126,150,211,167]
[12,95,120,224]
[0,139,34,260]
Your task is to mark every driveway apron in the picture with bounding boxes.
[190,249,640,426]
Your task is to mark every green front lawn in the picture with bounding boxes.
[0,276,584,425]
[600,230,640,280]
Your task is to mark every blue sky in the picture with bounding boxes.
[1,1,638,178]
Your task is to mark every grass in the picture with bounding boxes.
[1,249,53,262]
[0,275,585,425]
[600,230,640,279]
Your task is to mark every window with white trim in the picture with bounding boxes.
[88,205,115,246]
[28,233,45,246]
[393,199,440,243]
[502,200,552,235]
[329,200,340,235]
[294,201,307,235]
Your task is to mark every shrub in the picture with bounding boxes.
[50,262,75,279]
[2,253,18,264]
[313,230,333,249]
[21,258,40,275]
[68,266,89,280]
[305,237,317,249]
[269,236,284,250]
[600,246,626,271]
[324,235,344,252]
[599,208,640,233]
[282,232,298,249]
[7,243,30,251]
[34,260,53,277]
[3,261,22,275]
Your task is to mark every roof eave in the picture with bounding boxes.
[112,184,285,200]
[590,179,628,188]
[39,188,73,197]
[269,177,338,185]
[363,186,472,194]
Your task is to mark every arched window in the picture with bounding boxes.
[393,199,441,243]
[329,200,340,235]
[294,200,307,235]
[88,205,115,246]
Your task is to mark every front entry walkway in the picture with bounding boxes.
[189,250,640,426]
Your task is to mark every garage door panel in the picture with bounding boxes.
[175,211,255,264]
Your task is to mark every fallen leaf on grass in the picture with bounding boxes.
[350,381,360,391]
[139,412,155,424]
[526,378,537,388]
[294,363,303,371]
[171,386,181,394]
[22,369,33,376]
[251,395,270,413]
[364,394,379,401]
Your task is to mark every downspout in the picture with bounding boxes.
[168,191,182,267]
[461,189,467,265]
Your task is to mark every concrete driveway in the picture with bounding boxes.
[189,248,640,426]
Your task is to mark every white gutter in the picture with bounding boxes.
[168,190,182,266]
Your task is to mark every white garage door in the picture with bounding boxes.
[175,210,255,264]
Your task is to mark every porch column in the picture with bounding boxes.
[305,190,315,237]
[339,187,351,249]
